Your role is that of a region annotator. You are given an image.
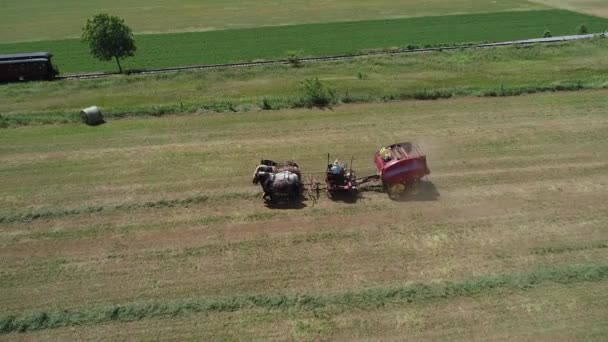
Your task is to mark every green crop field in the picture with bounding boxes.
[1,89,608,339]
[1,10,607,74]
[3,0,547,43]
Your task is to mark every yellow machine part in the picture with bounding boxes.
[389,183,406,194]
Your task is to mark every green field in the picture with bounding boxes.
[1,89,608,339]
[1,10,607,74]
[2,39,607,126]
[3,0,547,43]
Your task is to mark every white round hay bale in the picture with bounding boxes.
[80,106,105,126]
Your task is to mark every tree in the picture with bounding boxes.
[300,78,335,108]
[82,13,136,73]
[578,24,589,35]
[543,30,552,38]
[286,52,302,68]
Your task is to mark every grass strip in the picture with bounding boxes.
[1,263,607,334]
[3,38,608,128]
[1,80,604,128]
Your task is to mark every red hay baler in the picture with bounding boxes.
[374,142,430,197]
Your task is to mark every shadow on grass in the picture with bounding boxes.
[327,190,360,204]
[359,180,440,202]
[264,199,308,210]
[391,181,440,202]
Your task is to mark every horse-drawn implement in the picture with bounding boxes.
[252,142,430,204]
[325,155,357,198]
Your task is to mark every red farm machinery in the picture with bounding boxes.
[325,154,357,198]
[372,142,431,198]
[252,142,431,203]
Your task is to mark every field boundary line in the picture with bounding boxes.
[59,33,607,80]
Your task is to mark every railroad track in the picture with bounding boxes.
[58,33,605,80]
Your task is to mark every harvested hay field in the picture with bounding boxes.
[1,90,608,339]
[531,0,608,18]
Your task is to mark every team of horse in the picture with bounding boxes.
[252,160,303,203]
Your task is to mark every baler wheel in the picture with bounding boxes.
[387,183,406,199]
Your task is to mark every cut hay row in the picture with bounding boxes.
[0,193,265,224]
[10,282,606,341]
[1,263,606,334]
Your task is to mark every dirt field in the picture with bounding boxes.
[531,0,608,18]
[1,90,608,339]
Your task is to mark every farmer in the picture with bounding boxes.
[330,160,344,175]
[380,147,392,162]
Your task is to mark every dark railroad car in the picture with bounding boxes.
[0,52,58,82]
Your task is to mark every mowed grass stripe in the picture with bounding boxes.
[2,158,607,224]
[2,188,595,246]
[3,156,606,224]
[1,10,606,74]
[1,263,606,334]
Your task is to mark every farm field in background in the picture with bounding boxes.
[531,0,608,17]
[2,0,548,43]
[2,10,607,74]
[1,90,608,339]
[2,39,608,126]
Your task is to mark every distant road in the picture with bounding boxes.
[60,32,606,80]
